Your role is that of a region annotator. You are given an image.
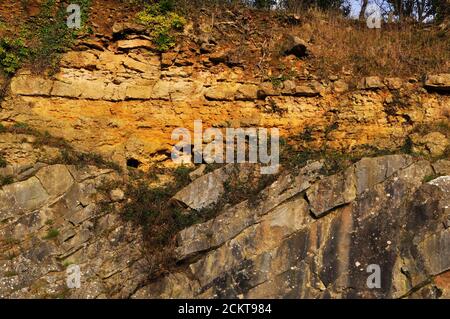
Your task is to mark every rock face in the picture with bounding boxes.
[1,144,450,298]
[0,22,449,299]
[0,162,147,299]
[1,25,448,171]
[306,167,356,217]
[280,35,309,58]
[425,74,450,92]
[0,133,144,298]
[359,76,385,90]
[132,156,450,299]
[410,132,450,157]
[172,164,256,210]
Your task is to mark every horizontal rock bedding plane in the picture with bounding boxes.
[2,27,449,170]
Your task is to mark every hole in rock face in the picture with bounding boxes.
[126,158,141,168]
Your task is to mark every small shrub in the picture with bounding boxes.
[173,164,192,183]
[0,153,7,168]
[136,0,186,52]
[423,174,442,183]
[43,228,59,240]
[4,271,18,277]
[153,32,176,52]
[0,37,28,75]
[56,149,121,172]
[25,0,92,74]
[400,136,414,155]
[299,126,314,142]
[268,71,295,87]
[0,175,13,186]
[12,122,29,129]
[62,260,74,268]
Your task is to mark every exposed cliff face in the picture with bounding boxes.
[1,6,450,299]
[1,25,449,170]
[1,132,449,298]
[135,156,450,299]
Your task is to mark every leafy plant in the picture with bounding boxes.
[4,270,18,277]
[12,122,29,129]
[423,174,442,183]
[0,37,29,75]
[268,74,288,87]
[136,0,186,52]
[24,0,92,74]
[62,260,74,268]
[43,228,59,240]
[0,154,7,168]
[0,175,14,187]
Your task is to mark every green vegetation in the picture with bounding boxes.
[269,75,288,88]
[0,175,14,187]
[12,122,29,129]
[121,165,194,234]
[280,136,406,176]
[45,219,54,226]
[268,69,297,88]
[26,0,92,73]
[423,174,442,183]
[280,147,359,175]
[43,228,59,240]
[136,0,186,51]
[0,38,29,75]
[105,162,276,278]
[0,0,92,75]
[57,149,122,171]
[62,260,74,268]
[298,126,314,142]
[400,136,414,155]
[6,252,18,261]
[4,270,18,277]
[0,152,7,168]
[110,165,194,276]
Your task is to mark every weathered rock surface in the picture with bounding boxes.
[174,161,323,261]
[306,167,356,217]
[171,164,252,210]
[281,35,309,58]
[2,27,448,173]
[132,156,450,299]
[1,23,449,300]
[0,137,144,298]
[360,76,385,89]
[410,132,450,157]
[425,74,450,92]
[1,149,450,299]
